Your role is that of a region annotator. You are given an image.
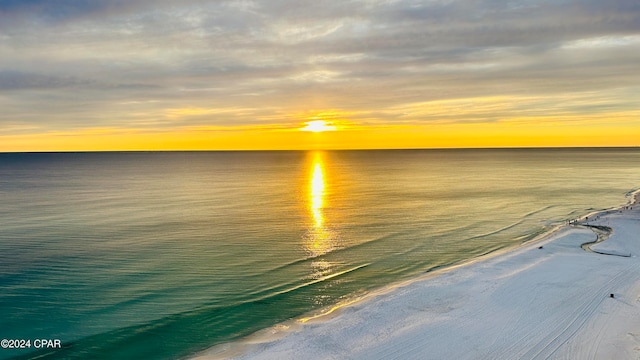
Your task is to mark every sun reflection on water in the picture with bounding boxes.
[305,152,334,258]
[311,160,325,227]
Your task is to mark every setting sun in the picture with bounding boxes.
[300,120,337,133]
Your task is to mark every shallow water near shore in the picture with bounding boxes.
[1,148,639,360]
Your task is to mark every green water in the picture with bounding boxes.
[0,149,639,359]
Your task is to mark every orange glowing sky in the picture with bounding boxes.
[1,1,639,151]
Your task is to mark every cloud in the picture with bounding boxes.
[0,0,131,24]
[0,70,90,90]
[1,0,639,137]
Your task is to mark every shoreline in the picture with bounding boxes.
[192,190,640,360]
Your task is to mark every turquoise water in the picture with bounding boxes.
[1,149,639,360]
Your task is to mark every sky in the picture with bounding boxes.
[1,0,639,151]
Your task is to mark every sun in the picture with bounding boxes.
[300,120,337,132]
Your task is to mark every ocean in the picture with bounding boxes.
[1,148,639,360]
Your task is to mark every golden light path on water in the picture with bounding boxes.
[311,159,325,229]
[303,150,343,294]
[307,152,332,257]
[302,151,373,311]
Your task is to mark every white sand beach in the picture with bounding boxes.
[196,194,640,360]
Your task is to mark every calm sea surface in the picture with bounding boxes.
[1,149,639,359]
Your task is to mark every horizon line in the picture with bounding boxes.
[2,145,639,154]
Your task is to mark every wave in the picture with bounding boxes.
[465,205,556,241]
[9,264,370,360]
